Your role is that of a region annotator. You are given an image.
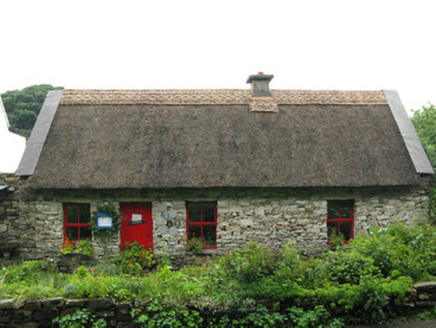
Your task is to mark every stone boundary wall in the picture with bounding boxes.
[0,282,434,327]
[1,178,431,263]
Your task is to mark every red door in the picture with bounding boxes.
[120,202,153,250]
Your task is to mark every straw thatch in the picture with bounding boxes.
[27,89,421,189]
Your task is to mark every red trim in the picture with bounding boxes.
[63,203,92,241]
[326,200,354,241]
[186,201,217,249]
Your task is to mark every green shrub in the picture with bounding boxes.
[313,249,381,285]
[219,242,280,283]
[350,223,436,280]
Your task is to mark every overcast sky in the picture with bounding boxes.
[1,0,435,114]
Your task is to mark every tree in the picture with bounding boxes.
[1,84,63,137]
[411,104,436,222]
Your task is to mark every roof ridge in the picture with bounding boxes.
[60,89,387,106]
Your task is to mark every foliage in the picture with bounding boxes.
[131,303,203,327]
[288,305,345,328]
[219,242,280,283]
[53,309,107,328]
[412,104,436,168]
[350,223,436,280]
[411,103,436,221]
[1,84,63,137]
[311,248,381,285]
[91,203,122,240]
[116,241,155,275]
[61,238,75,255]
[185,236,207,252]
[76,239,95,257]
[0,222,435,325]
[327,230,346,250]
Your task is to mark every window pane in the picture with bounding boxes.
[80,226,92,240]
[79,205,91,223]
[66,206,78,223]
[340,202,352,219]
[187,225,201,240]
[327,221,339,239]
[203,225,217,246]
[66,226,78,240]
[327,202,339,219]
[188,203,201,223]
[339,221,352,241]
[202,203,215,223]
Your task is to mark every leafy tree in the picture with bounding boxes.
[411,104,436,222]
[1,84,63,137]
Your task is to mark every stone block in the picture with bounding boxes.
[88,299,113,311]
[41,297,65,309]
[0,300,15,310]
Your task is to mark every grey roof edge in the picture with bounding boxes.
[383,90,434,175]
[15,90,63,176]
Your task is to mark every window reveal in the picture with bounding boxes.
[327,200,354,241]
[64,203,92,241]
[186,201,217,248]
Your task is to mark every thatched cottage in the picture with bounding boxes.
[12,73,433,260]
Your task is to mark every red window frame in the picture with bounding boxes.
[327,200,354,242]
[186,201,217,249]
[63,203,92,241]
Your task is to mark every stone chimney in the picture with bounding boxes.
[246,72,277,112]
[246,72,274,97]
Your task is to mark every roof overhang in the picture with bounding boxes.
[384,90,434,174]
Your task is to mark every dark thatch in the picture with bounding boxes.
[27,89,421,189]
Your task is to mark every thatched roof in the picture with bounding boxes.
[18,88,432,189]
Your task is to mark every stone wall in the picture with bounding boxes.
[0,174,21,259]
[8,179,429,264]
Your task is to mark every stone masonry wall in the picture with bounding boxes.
[0,174,21,259]
[9,180,429,263]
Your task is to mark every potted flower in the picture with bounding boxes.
[185,236,206,253]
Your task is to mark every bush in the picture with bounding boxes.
[350,223,436,280]
[219,242,280,283]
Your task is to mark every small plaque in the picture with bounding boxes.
[96,212,113,229]
[97,217,113,229]
[132,214,142,222]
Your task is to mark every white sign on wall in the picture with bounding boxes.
[132,214,142,222]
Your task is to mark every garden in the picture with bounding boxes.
[0,222,436,327]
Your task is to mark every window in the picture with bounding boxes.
[64,203,92,241]
[186,201,217,249]
[327,200,354,241]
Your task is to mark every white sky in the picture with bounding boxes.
[1,0,435,113]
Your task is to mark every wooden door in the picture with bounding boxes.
[120,202,153,250]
